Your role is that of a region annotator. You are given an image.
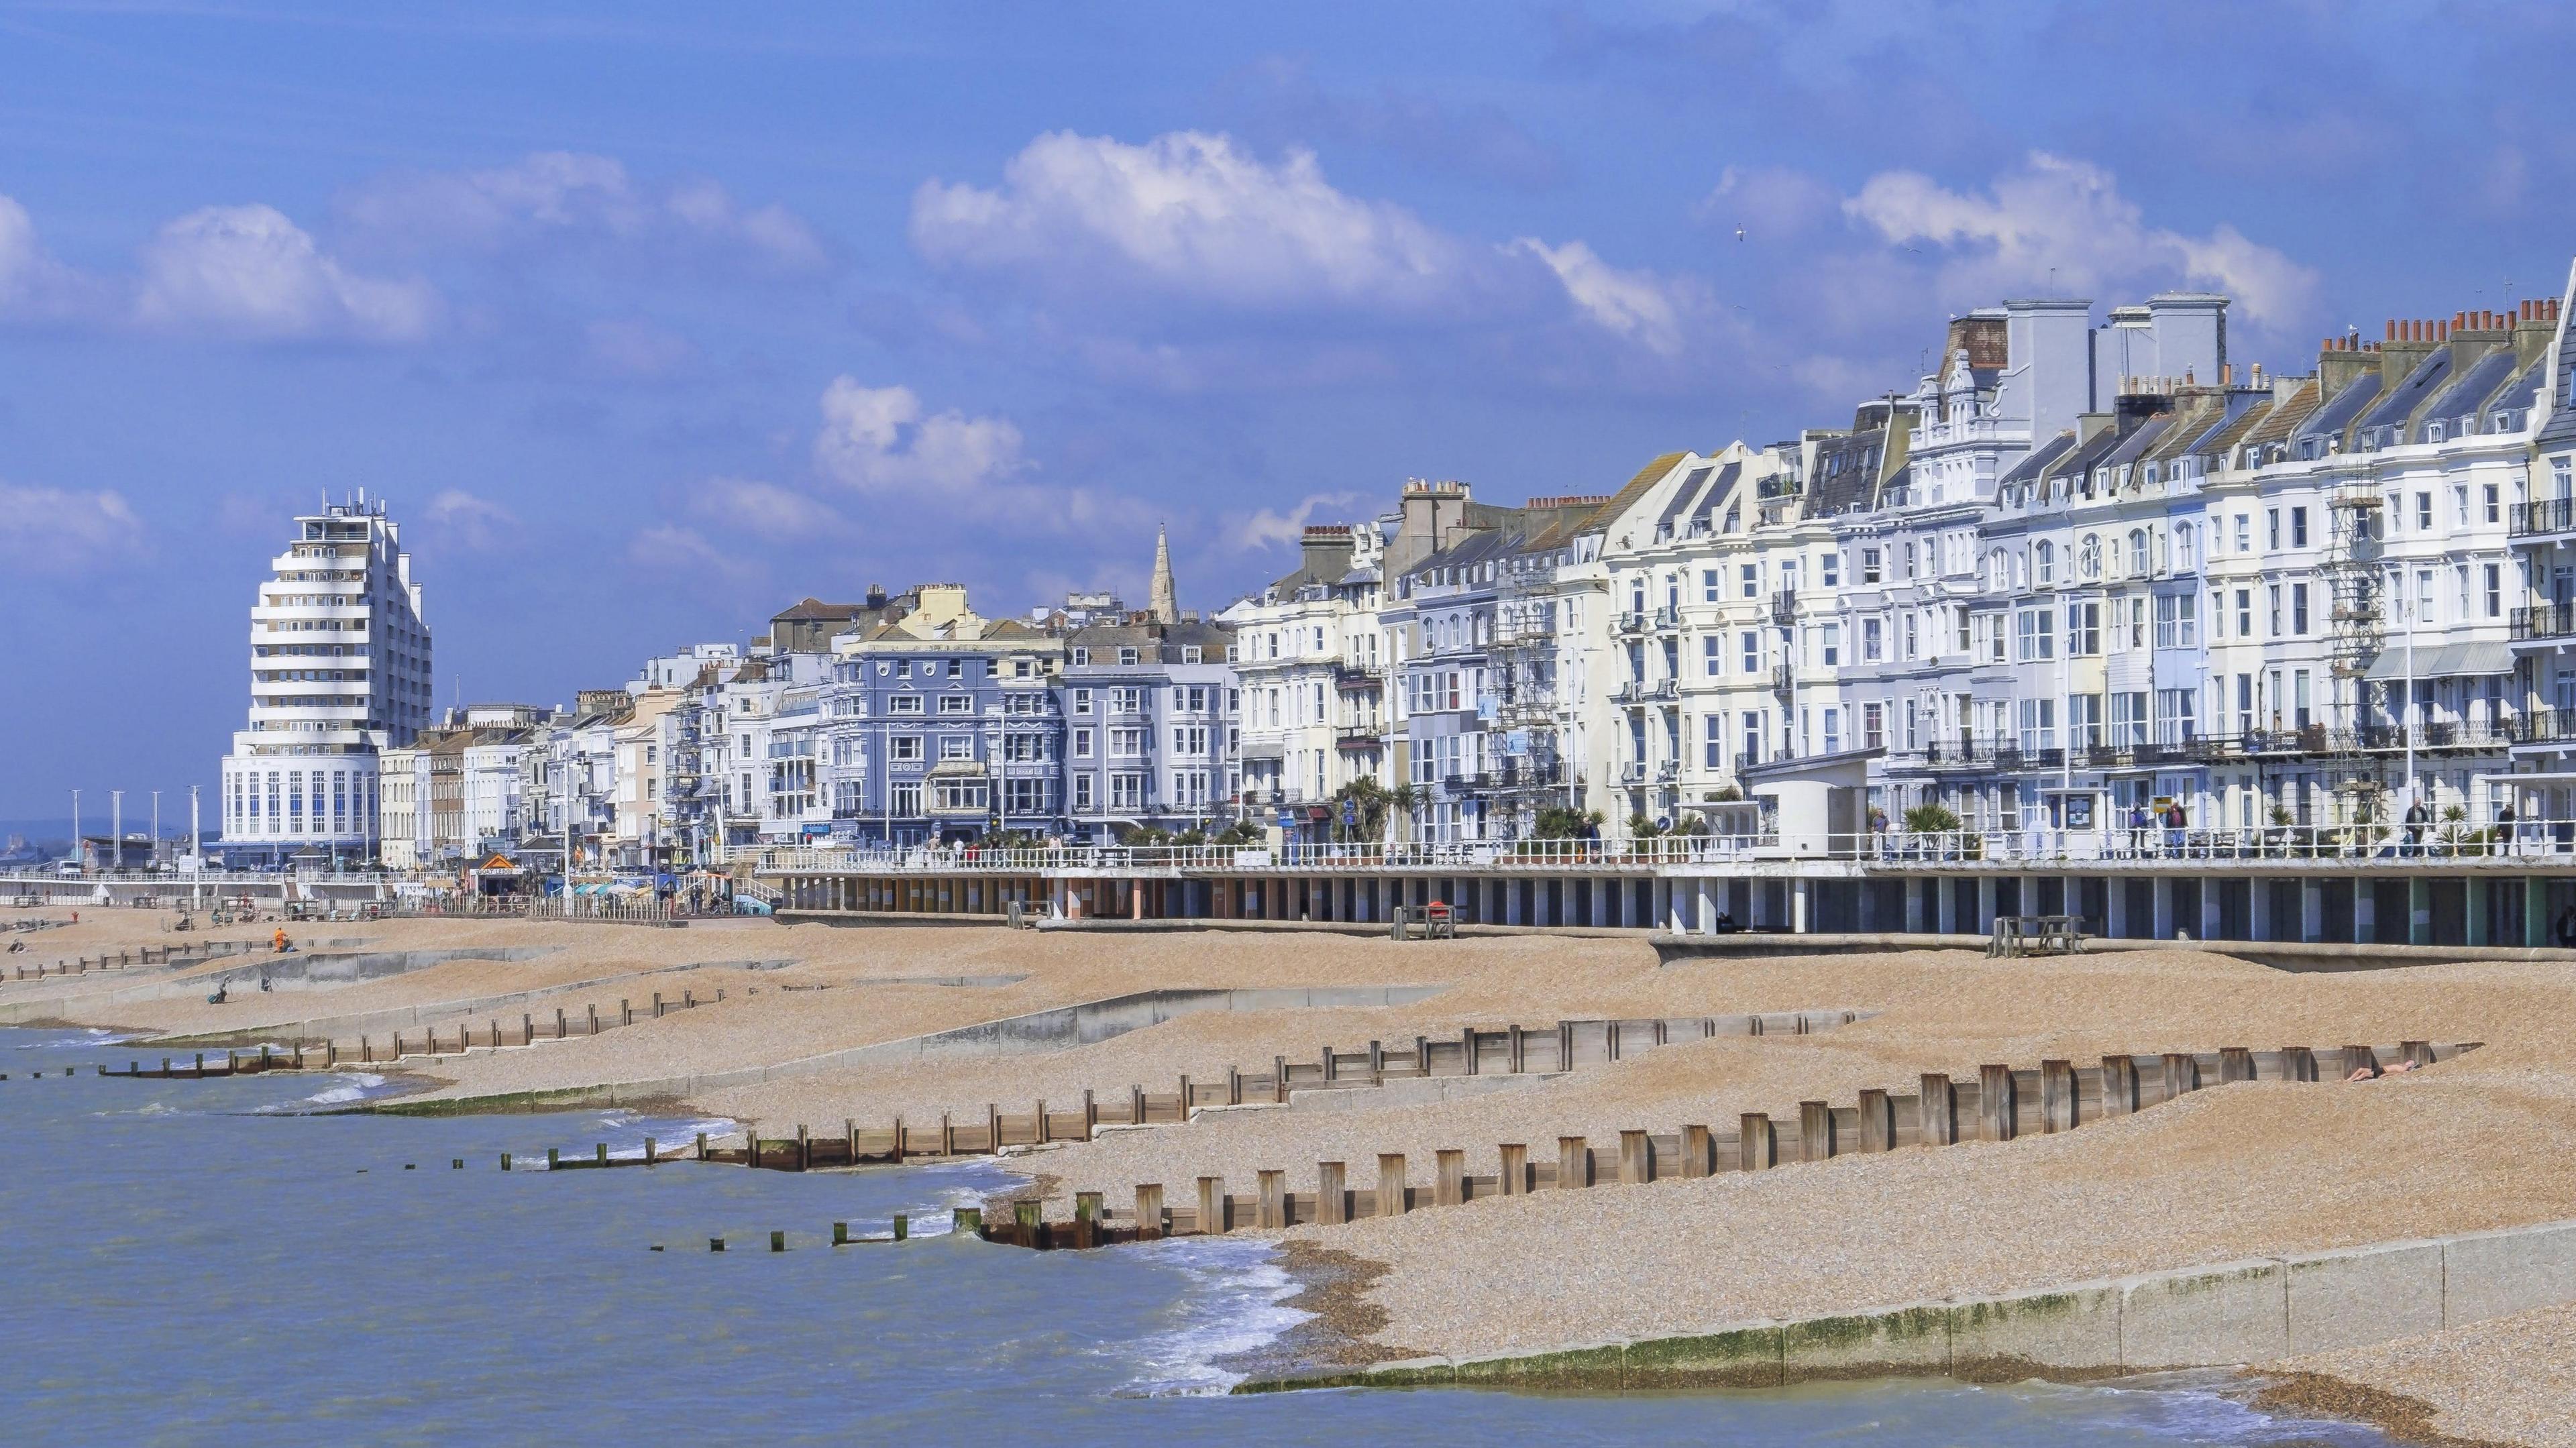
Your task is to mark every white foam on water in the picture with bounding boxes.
[583,1111,736,1160]
[1116,1237,1310,1396]
[2046,1376,2395,1445]
[18,1028,132,1050]
[274,1072,388,1109]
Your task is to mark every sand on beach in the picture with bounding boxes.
[14,901,2576,1444]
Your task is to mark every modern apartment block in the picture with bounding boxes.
[217,495,430,865]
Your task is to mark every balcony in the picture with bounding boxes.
[1770,588,1798,626]
[1334,725,1385,751]
[1652,605,1681,630]
[1332,664,1384,691]
[2512,606,2576,642]
[2511,710,2576,746]
[1495,760,1563,789]
[1615,610,1650,636]
[1619,761,1648,785]
[1613,680,1650,706]
[2512,498,2576,537]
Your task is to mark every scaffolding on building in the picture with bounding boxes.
[1491,558,1575,834]
[2322,472,2388,822]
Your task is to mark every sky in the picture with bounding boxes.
[3,0,2575,822]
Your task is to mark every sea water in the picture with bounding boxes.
[0,1028,2397,1445]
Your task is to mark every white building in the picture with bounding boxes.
[1223,522,1392,826]
[217,496,429,865]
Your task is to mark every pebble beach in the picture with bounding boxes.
[11,903,2576,1444]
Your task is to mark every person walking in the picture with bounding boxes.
[2163,799,2188,857]
[2127,799,2151,858]
[2403,797,2430,857]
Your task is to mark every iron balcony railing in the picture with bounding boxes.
[2512,498,2576,537]
[2512,605,2576,641]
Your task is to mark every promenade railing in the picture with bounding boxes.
[743,822,2576,875]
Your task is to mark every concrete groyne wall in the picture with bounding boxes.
[1240,1217,2576,1392]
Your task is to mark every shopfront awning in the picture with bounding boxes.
[2363,640,2516,681]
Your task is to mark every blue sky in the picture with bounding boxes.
[3,0,2573,820]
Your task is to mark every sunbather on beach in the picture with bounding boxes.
[2346,1058,2423,1082]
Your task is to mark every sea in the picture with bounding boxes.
[0,1026,2398,1446]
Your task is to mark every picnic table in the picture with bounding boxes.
[1987,913,2087,957]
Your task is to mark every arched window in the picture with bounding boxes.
[2128,528,2150,575]
[2078,533,2100,579]
[1988,549,2006,589]
[2035,541,2055,586]
[2174,524,2196,572]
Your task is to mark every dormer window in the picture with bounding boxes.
[1070,647,1089,666]
[1118,647,1139,666]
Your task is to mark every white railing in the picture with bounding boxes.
[743,823,2576,875]
[751,837,1780,875]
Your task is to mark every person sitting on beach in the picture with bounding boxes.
[272,928,292,954]
[207,980,229,1005]
[2347,1058,2424,1082]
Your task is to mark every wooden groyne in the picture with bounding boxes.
[107,987,727,1074]
[961,1040,2482,1249]
[421,1009,1872,1160]
[9,938,260,982]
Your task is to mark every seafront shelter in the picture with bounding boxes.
[753,832,2576,949]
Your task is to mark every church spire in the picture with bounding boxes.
[1148,523,1178,624]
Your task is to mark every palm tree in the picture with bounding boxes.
[1386,782,1421,845]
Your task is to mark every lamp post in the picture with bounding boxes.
[69,789,79,874]
[111,789,123,871]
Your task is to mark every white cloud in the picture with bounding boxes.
[1508,238,1695,355]
[133,205,441,343]
[692,476,843,539]
[910,129,1469,311]
[0,196,85,321]
[1843,152,2320,327]
[1230,490,1362,551]
[0,482,141,569]
[911,130,1709,364]
[420,489,515,550]
[1697,164,1839,237]
[812,378,1027,495]
[627,522,763,591]
[339,152,828,272]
